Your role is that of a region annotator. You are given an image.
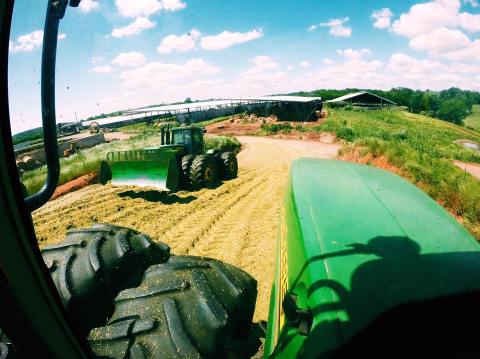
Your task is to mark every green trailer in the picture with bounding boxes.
[99,126,238,192]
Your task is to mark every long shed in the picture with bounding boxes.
[327,91,396,108]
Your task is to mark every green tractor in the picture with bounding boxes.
[2,1,480,358]
[99,126,238,192]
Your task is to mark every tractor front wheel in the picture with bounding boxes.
[219,152,238,180]
[180,154,194,188]
[190,155,218,189]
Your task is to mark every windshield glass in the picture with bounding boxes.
[5,0,480,357]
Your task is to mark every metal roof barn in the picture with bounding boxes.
[327,91,396,108]
[81,96,322,128]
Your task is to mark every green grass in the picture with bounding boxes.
[22,133,241,196]
[116,122,151,132]
[464,105,480,132]
[204,135,241,153]
[281,108,480,238]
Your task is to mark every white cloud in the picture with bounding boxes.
[301,56,386,90]
[409,27,471,53]
[58,33,67,40]
[115,0,186,18]
[300,61,310,68]
[112,52,146,67]
[161,0,187,11]
[79,0,99,13]
[371,8,394,29]
[458,12,480,32]
[119,59,221,91]
[307,25,318,32]
[200,28,263,51]
[389,0,480,62]
[323,58,334,65]
[9,30,43,53]
[337,48,372,60]
[93,66,113,74]
[111,17,156,38]
[240,55,279,76]
[385,53,479,89]
[442,39,480,61]
[229,57,288,97]
[391,0,480,35]
[391,0,461,38]
[319,17,351,37]
[286,65,296,70]
[157,29,201,54]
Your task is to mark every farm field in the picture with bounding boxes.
[32,136,341,321]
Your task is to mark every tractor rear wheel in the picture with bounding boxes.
[88,255,258,358]
[180,154,194,188]
[219,152,238,180]
[41,223,170,335]
[190,155,218,189]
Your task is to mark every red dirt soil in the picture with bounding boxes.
[205,114,325,137]
[339,147,400,174]
[206,121,261,136]
[50,172,97,201]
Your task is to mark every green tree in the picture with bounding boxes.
[437,99,468,125]
[421,92,440,115]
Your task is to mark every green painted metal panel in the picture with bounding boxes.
[105,148,180,192]
[266,159,480,358]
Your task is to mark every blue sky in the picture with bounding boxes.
[8,0,480,133]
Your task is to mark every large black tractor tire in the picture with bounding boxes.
[180,154,195,188]
[41,223,170,335]
[218,152,238,180]
[88,255,258,359]
[190,155,218,190]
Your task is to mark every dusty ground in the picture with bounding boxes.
[32,136,341,321]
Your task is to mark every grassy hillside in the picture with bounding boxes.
[13,127,43,145]
[465,104,480,131]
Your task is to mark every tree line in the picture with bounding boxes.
[291,87,480,125]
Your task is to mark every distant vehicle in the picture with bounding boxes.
[57,122,80,136]
[99,125,238,191]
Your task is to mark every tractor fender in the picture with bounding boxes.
[265,159,480,358]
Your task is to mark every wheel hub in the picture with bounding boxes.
[205,167,213,182]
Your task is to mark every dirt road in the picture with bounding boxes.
[33,136,341,320]
[453,160,480,180]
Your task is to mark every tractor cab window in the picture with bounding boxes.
[173,130,191,145]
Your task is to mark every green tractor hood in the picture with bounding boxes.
[266,159,480,357]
